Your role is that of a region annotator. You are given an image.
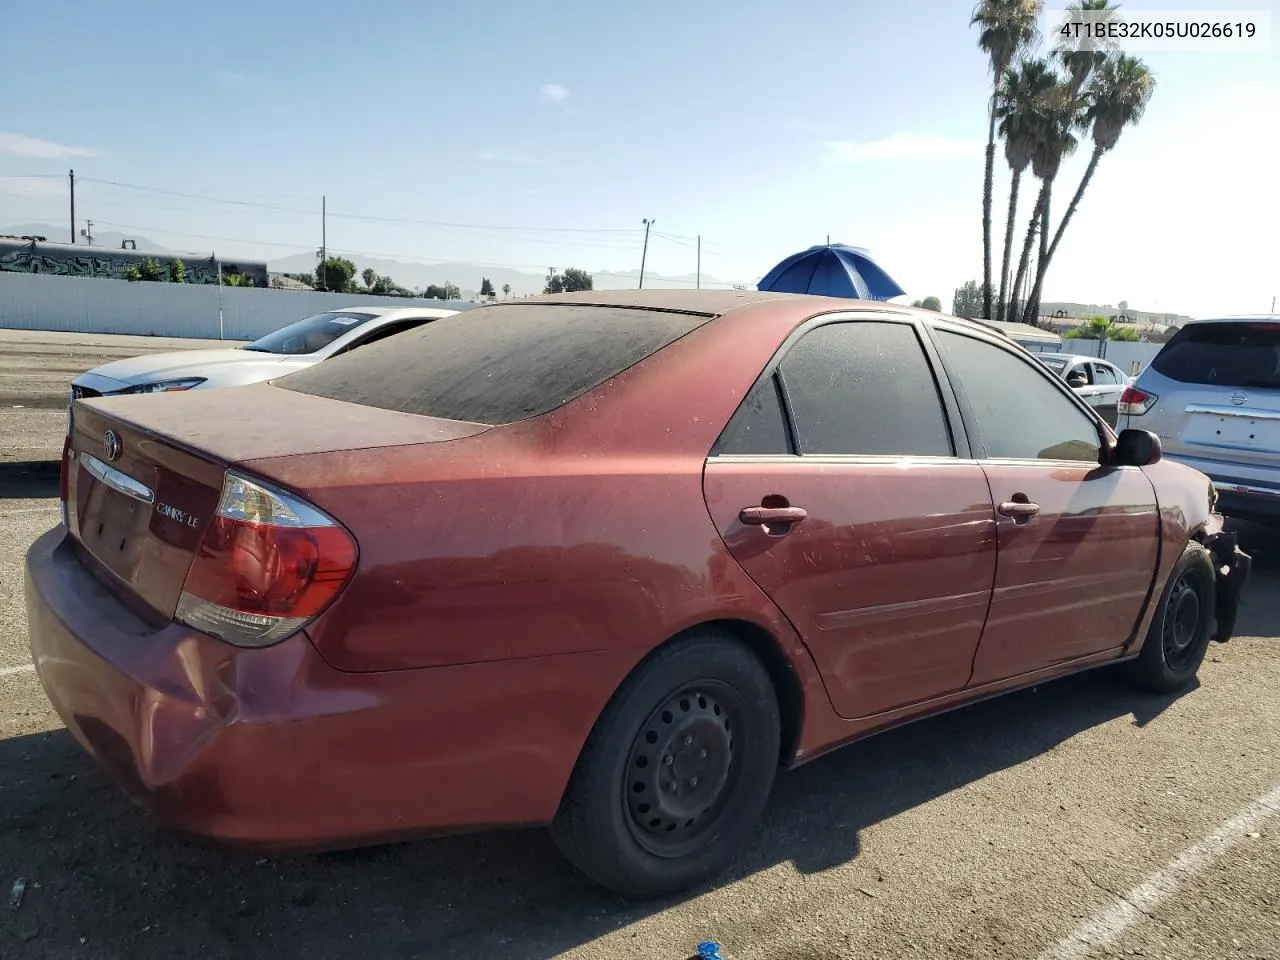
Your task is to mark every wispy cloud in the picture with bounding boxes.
[0,176,65,198]
[538,83,570,104]
[820,134,982,164]
[475,148,538,165]
[0,132,94,159]
[537,83,579,116]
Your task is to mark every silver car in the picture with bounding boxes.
[1036,353,1130,426]
[1117,316,1280,524]
[70,305,465,400]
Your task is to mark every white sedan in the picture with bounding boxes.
[70,305,466,400]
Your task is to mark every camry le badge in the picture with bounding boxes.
[103,429,121,462]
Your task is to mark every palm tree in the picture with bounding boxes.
[994,59,1054,322]
[1013,77,1083,325]
[1058,0,1119,97]
[1036,54,1155,284]
[972,0,1042,319]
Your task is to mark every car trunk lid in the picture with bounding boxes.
[65,383,491,619]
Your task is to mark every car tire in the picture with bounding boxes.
[549,630,781,899]
[1125,542,1217,694]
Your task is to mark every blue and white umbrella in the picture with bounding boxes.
[758,243,905,301]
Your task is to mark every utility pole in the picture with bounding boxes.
[80,220,94,246]
[639,218,654,289]
[1271,295,1276,313]
[69,169,76,244]
[696,234,701,290]
[320,195,327,292]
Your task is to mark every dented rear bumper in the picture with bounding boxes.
[1206,529,1251,643]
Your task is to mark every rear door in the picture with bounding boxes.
[930,328,1160,685]
[702,316,997,720]
[1136,321,1280,469]
[1084,361,1126,426]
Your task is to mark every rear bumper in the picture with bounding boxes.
[1204,528,1251,643]
[1163,455,1280,523]
[24,526,623,850]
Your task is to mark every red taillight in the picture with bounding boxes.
[175,472,357,647]
[1117,385,1157,416]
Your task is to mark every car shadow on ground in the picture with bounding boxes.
[0,461,59,500]
[0,671,1209,960]
[1,524,1275,960]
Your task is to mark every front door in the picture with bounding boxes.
[703,318,998,719]
[931,329,1160,685]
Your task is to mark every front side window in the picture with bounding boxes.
[938,330,1101,463]
[777,321,953,457]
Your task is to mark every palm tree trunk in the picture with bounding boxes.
[1045,145,1103,265]
[1010,180,1047,325]
[996,168,1022,323]
[982,96,997,320]
[1023,185,1054,325]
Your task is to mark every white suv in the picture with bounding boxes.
[1117,316,1280,524]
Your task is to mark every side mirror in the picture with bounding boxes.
[1113,428,1162,467]
[1066,372,1088,388]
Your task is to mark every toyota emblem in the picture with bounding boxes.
[1230,391,1248,406]
[103,430,121,462]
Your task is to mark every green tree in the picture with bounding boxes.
[424,282,460,300]
[920,296,942,311]
[123,257,164,282]
[502,282,511,299]
[1025,53,1155,321]
[362,267,377,290]
[994,57,1055,322]
[1063,314,1140,341]
[315,257,356,293]
[972,0,1042,319]
[544,267,593,294]
[1058,0,1118,98]
[1012,72,1082,325]
[479,277,495,298]
[171,258,186,283]
[221,272,254,287]
[953,280,984,318]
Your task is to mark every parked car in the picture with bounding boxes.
[1117,316,1280,524]
[69,305,467,400]
[27,291,1250,899]
[1035,353,1130,426]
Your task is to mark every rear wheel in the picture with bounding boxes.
[1125,542,1216,693]
[550,630,780,899]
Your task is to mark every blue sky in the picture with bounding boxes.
[1,0,1276,314]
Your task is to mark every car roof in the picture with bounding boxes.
[513,289,1012,336]
[1185,314,1280,326]
[1041,352,1115,364]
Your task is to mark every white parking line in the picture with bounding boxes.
[0,663,35,678]
[1037,780,1280,960]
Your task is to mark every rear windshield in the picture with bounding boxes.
[1151,322,1280,389]
[244,311,377,355]
[274,302,712,424]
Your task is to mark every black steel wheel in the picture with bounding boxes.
[550,630,781,899]
[1127,542,1216,693]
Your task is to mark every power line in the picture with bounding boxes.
[88,219,683,275]
[78,176,645,235]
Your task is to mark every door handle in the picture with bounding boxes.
[997,500,1040,518]
[739,505,808,525]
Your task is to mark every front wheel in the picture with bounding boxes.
[1125,542,1216,694]
[550,631,781,899]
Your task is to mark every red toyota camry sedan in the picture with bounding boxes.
[25,290,1250,898]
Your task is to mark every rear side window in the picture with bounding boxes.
[777,321,953,457]
[275,303,711,424]
[1151,322,1280,389]
[719,375,792,454]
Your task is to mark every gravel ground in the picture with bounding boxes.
[1,329,1278,960]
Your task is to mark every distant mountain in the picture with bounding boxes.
[267,251,737,298]
[1,223,176,254]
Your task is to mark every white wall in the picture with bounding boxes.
[0,272,471,340]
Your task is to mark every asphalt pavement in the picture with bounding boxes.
[1,329,1278,960]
